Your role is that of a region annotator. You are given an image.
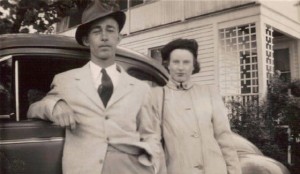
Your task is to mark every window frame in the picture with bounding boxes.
[0,55,16,121]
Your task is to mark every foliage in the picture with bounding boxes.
[228,77,300,165]
[0,0,91,34]
[267,78,300,138]
[228,97,287,163]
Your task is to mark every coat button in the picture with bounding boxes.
[99,159,104,164]
[106,137,110,142]
[195,164,203,170]
[191,131,200,138]
[105,116,109,120]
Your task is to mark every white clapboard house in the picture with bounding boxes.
[59,0,300,102]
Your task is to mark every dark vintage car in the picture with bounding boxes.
[0,34,290,174]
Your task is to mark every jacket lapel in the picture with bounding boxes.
[74,63,104,110]
[106,67,134,108]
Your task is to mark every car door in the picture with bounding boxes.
[0,54,87,174]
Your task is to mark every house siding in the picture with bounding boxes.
[123,0,256,34]
[59,0,300,97]
[184,0,255,18]
[120,24,216,86]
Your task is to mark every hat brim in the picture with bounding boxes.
[75,11,125,46]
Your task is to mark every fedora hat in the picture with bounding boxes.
[75,0,126,45]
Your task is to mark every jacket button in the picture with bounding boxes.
[106,137,110,142]
[105,116,109,120]
[99,159,104,164]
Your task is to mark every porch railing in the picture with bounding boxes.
[223,93,259,105]
[223,94,260,120]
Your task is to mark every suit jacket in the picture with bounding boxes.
[27,63,162,174]
[150,81,242,174]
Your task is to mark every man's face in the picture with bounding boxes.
[83,17,121,64]
[168,49,194,83]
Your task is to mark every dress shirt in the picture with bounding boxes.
[89,61,120,89]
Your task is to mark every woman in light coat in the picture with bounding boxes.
[150,39,242,174]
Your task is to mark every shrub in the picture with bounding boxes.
[228,98,286,163]
[227,77,300,166]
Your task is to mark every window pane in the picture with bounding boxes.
[16,56,87,120]
[130,0,144,7]
[0,56,14,117]
[219,23,258,96]
[149,46,166,68]
[69,11,82,28]
[274,48,291,82]
[118,0,128,10]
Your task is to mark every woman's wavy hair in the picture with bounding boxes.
[161,38,200,74]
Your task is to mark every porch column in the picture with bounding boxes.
[256,21,274,99]
[297,40,300,79]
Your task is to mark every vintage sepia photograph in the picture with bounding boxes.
[0,0,300,174]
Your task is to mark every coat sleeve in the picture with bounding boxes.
[27,75,63,121]
[209,86,242,174]
[136,86,166,173]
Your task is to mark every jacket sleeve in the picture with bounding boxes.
[136,86,166,173]
[27,75,63,121]
[209,86,242,174]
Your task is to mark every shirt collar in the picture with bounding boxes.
[167,79,194,90]
[89,61,120,88]
[90,61,118,77]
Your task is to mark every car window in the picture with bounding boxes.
[0,56,14,120]
[16,55,88,120]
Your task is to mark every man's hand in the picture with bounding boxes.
[52,100,76,130]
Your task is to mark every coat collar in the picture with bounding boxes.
[167,79,194,90]
[74,63,135,110]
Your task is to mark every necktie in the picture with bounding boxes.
[98,69,113,107]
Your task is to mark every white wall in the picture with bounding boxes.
[258,0,299,21]
[120,22,216,86]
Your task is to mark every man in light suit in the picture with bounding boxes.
[27,1,165,174]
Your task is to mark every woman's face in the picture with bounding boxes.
[168,49,194,83]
